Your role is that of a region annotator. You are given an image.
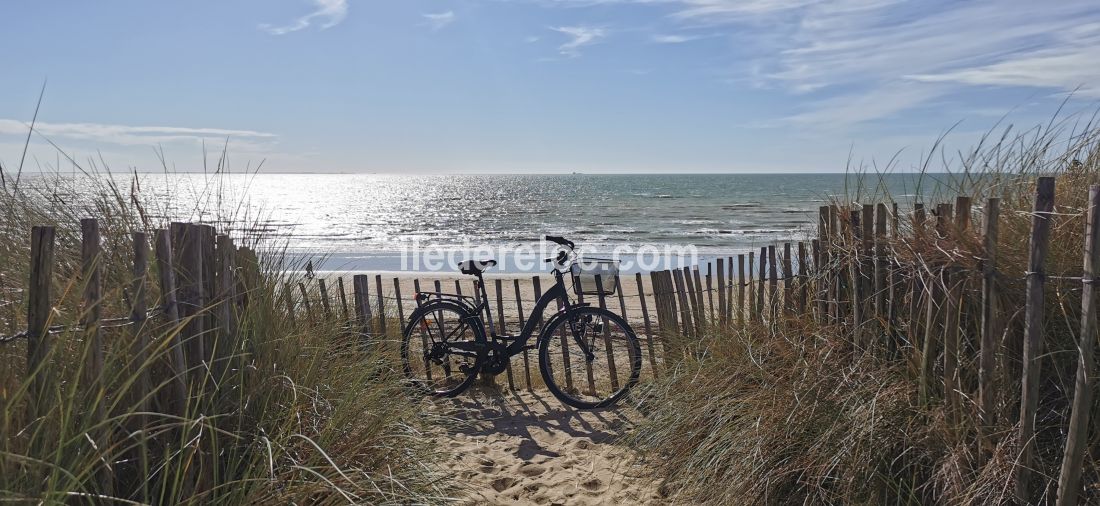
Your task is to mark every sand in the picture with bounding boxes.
[430,387,668,505]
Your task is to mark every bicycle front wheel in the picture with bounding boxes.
[538,306,641,409]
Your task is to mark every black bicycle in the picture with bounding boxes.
[401,235,642,409]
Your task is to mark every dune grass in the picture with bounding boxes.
[0,167,454,503]
[629,114,1100,504]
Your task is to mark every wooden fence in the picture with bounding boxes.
[3,177,1097,503]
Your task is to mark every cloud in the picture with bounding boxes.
[651,34,700,43]
[551,26,607,57]
[423,11,456,30]
[657,0,1100,125]
[260,0,348,35]
[0,119,277,147]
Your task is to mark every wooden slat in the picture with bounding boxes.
[298,282,314,324]
[215,234,237,380]
[782,242,793,314]
[635,272,658,375]
[513,279,533,391]
[153,229,188,414]
[767,245,778,323]
[173,223,206,384]
[352,275,374,339]
[318,278,333,318]
[375,274,386,336]
[672,268,693,338]
[979,197,1001,439]
[796,242,807,315]
[716,260,727,326]
[1056,185,1100,506]
[82,219,112,495]
[495,279,515,389]
[26,226,55,422]
[336,277,350,320]
[283,282,297,326]
[595,274,620,391]
[737,254,746,327]
[1015,177,1055,504]
[392,278,406,328]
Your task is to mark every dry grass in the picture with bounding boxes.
[0,165,455,503]
[629,113,1100,505]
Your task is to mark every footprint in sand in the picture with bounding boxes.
[573,439,592,450]
[519,463,547,477]
[491,477,517,492]
[581,478,603,492]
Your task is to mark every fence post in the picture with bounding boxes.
[943,264,963,430]
[283,282,297,326]
[392,278,405,329]
[887,203,901,356]
[830,205,844,323]
[979,198,1001,444]
[672,269,693,338]
[130,231,152,415]
[594,274,621,391]
[874,204,888,337]
[514,279,533,390]
[154,229,188,413]
[215,235,236,381]
[495,279,515,389]
[298,282,314,324]
[736,254,746,327]
[797,242,808,315]
[352,275,374,340]
[375,274,386,336]
[817,206,830,323]
[26,226,55,426]
[705,265,715,323]
[1015,177,1055,504]
[716,260,727,327]
[173,223,206,385]
[767,245,778,324]
[80,219,112,494]
[1056,184,1100,506]
[909,204,927,350]
[318,278,333,319]
[336,277,350,320]
[635,272,658,375]
[850,209,866,344]
[747,250,756,321]
[758,247,767,322]
[782,243,793,314]
[129,231,151,500]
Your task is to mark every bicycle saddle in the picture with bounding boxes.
[458,259,497,275]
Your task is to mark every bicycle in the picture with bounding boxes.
[401,235,642,409]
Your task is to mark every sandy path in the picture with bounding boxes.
[431,388,667,505]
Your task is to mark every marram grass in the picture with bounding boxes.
[0,169,455,504]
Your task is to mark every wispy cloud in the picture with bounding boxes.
[0,119,277,146]
[260,0,348,35]
[551,26,607,57]
[423,11,456,30]
[651,33,700,43]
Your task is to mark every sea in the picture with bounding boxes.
[116,172,961,273]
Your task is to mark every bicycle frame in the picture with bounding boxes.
[461,268,580,359]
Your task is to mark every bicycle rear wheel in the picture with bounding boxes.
[538,306,641,409]
[401,301,483,397]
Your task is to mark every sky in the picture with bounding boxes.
[1,0,1099,174]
